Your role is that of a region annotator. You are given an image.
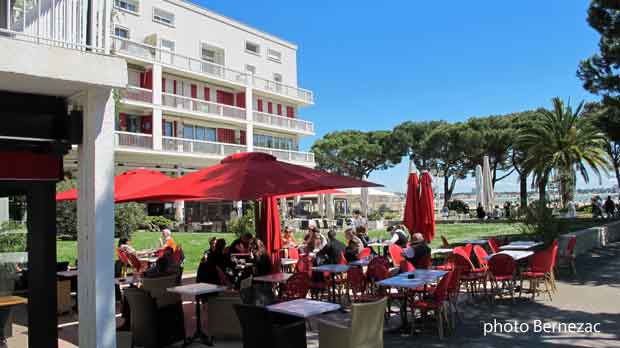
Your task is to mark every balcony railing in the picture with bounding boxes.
[161,93,246,121]
[111,36,314,104]
[253,110,314,133]
[254,146,315,164]
[251,75,314,104]
[111,37,248,85]
[162,136,246,156]
[122,86,152,104]
[115,131,153,149]
[0,0,110,52]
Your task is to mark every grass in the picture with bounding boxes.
[56,222,522,274]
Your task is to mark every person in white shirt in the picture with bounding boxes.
[352,209,367,230]
[385,225,409,248]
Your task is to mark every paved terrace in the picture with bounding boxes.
[6,243,620,347]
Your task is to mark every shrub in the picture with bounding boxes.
[142,215,174,232]
[447,200,467,214]
[228,207,255,237]
[519,200,566,245]
[115,203,147,239]
[56,179,78,239]
[368,211,382,221]
[0,232,27,252]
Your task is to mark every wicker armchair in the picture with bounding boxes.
[318,297,387,348]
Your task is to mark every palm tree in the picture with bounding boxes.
[517,97,610,206]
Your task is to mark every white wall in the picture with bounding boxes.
[114,0,299,87]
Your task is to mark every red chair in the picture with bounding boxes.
[295,255,313,276]
[358,247,372,260]
[388,244,404,268]
[280,272,310,301]
[488,254,516,302]
[410,271,453,339]
[126,253,145,274]
[288,247,300,260]
[441,235,450,248]
[557,236,577,276]
[400,260,415,273]
[519,241,558,301]
[296,256,328,299]
[446,268,461,329]
[463,244,473,259]
[473,245,490,270]
[338,252,348,265]
[453,252,486,296]
[368,256,391,270]
[347,267,376,303]
[488,237,500,254]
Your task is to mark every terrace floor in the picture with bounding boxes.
[7,242,620,347]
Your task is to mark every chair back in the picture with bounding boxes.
[288,247,300,260]
[432,271,452,302]
[234,304,273,345]
[388,244,404,267]
[549,239,559,269]
[368,256,390,269]
[350,297,388,347]
[295,255,313,276]
[117,248,130,265]
[446,268,461,298]
[347,267,367,295]
[488,237,500,254]
[141,274,181,308]
[366,263,390,283]
[566,236,577,256]
[400,260,415,273]
[282,272,310,301]
[473,245,489,269]
[488,254,516,278]
[126,253,143,273]
[358,247,372,259]
[172,245,185,266]
[463,244,473,259]
[453,252,474,273]
[123,288,158,348]
[528,240,558,273]
[240,275,253,291]
[338,252,348,265]
[441,235,450,248]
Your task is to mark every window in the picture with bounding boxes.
[195,127,206,141]
[200,43,225,65]
[245,41,260,55]
[253,134,295,150]
[267,49,282,63]
[114,0,139,14]
[181,124,216,141]
[114,26,129,39]
[160,39,175,51]
[245,65,256,75]
[163,121,174,137]
[206,128,216,142]
[153,8,175,26]
[183,125,194,139]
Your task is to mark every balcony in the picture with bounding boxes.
[111,36,314,104]
[161,93,246,121]
[121,86,153,104]
[254,146,315,164]
[253,110,314,134]
[162,136,246,157]
[115,131,153,149]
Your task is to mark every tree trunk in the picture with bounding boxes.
[559,168,575,208]
[443,176,450,207]
[538,176,547,203]
[519,173,528,208]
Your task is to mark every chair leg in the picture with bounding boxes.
[437,308,445,340]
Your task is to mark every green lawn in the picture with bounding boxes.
[56,222,522,274]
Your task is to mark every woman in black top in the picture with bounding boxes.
[250,239,272,276]
[196,239,227,284]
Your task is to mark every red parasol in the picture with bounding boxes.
[403,172,420,236]
[55,169,174,203]
[418,172,436,242]
[274,188,345,198]
[125,152,382,202]
[258,196,282,272]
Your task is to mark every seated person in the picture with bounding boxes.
[344,228,364,262]
[403,233,431,269]
[355,226,370,247]
[118,237,137,256]
[197,239,228,285]
[143,254,174,279]
[159,229,177,252]
[282,226,297,248]
[316,230,345,265]
[229,233,252,255]
[250,239,272,277]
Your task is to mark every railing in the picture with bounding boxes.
[0,0,110,52]
[111,37,248,85]
[251,75,314,104]
[161,93,246,121]
[162,136,246,156]
[122,85,152,103]
[253,110,314,133]
[111,36,314,104]
[254,146,315,164]
[115,131,153,149]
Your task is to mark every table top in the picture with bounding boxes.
[280,258,298,266]
[57,270,78,277]
[431,248,454,255]
[458,239,488,245]
[167,283,227,296]
[486,250,534,261]
[500,241,543,250]
[378,269,448,289]
[267,299,340,318]
[253,272,293,283]
[313,264,350,273]
[349,258,371,267]
[367,241,388,247]
[115,276,141,286]
[0,296,27,308]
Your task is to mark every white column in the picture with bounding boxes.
[245,86,253,151]
[152,64,163,150]
[77,87,117,348]
[174,168,184,225]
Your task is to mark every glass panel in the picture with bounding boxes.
[195,127,206,141]
[206,128,216,142]
[183,125,194,139]
[126,115,140,133]
[163,121,173,137]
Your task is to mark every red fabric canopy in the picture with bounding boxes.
[258,196,282,272]
[55,169,174,203]
[403,172,420,236]
[418,172,436,242]
[275,188,344,198]
[126,152,382,202]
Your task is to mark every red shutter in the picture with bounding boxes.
[140,115,152,134]
[118,113,127,131]
[173,121,178,137]
[236,92,246,108]
[173,80,177,95]
[277,104,283,116]
[257,99,263,112]
[143,70,153,89]
[240,130,246,145]
[204,87,210,101]
[268,102,273,114]
[191,84,197,99]
[286,106,295,118]
[217,128,235,144]
[216,91,235,106]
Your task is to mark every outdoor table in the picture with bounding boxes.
[280,258,298,272]
[57,270,78,278]
[348,257,371,267]
[431,248,453,256]
[377,269,448,330]
[485,250,534,261]
[500,241,543,251]
[266,299,340,318]
[254,272,293,284]
[0,296,27,308]
[457,239,488,245]
[167,283,227,345]
[115,276,141,287]
[313,264,350,303]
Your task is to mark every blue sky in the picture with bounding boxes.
[200,0,606,193]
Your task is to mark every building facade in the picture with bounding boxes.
[79,0,316,175]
